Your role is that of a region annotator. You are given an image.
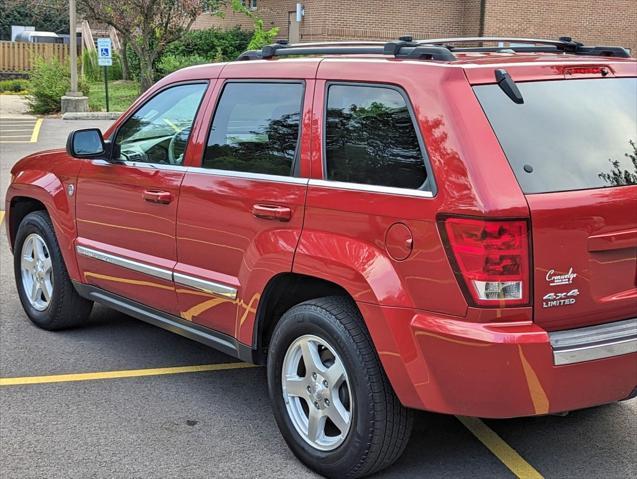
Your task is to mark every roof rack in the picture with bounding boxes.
[236,36,631,61]
[414,36,631,58]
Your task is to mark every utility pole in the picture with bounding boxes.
[61,0,89,113]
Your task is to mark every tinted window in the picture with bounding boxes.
[204,82,303,176]
[474,78,637,193]
[325,84,427,189]
[115,83,207,165]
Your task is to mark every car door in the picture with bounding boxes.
[174,66,315,341]
[75,82,209,315]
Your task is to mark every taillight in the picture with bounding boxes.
[440,217,530,307]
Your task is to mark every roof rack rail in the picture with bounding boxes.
[236,36,631,61]
[414,36,631,58]
[237,37,456,61]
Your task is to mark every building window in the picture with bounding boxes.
[204,82,304,176]
[324,84,428,189]
[242,0,257,10]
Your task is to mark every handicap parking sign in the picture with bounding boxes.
[97,38,112,66]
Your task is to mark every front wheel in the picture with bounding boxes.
[267,296,413,478]
[14,210,93,330]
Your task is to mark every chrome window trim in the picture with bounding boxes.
[90,159,188,172]
[76,245,238,300]
[76,245,173,281]
[549,318,637,366]
[308,179,434,198]
[188,167,310,185]
[174,272,237,300]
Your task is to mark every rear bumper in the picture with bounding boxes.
[359,303,637,418]
[549,318,637,365]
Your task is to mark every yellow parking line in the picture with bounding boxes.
[0,211,4,224]
[30,118,43,143]
[457,416,544,479]
[0,362,258,386]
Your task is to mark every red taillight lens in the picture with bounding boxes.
[441,217,530,307]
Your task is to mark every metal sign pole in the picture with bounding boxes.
[103,66,110,112]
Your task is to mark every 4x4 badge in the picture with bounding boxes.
[543,289,579,308]
[546,267,577,286]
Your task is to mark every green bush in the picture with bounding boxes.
[27,57,90,114]
[0,78,29,93]
[82,49,123,82]
[125,27,252,83]
[163,27,252,61]
[156,53,209,76]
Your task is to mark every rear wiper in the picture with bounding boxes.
[495,69,524,104]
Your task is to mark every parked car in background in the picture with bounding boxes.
[14,31,64,44]
[5,36,637,478]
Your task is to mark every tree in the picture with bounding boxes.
[0,0,68,40]
[77,0,228,91]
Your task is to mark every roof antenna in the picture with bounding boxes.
[494,69,524,104]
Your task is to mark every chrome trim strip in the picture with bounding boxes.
[187,167,309,185]
[549,318,637,366]
[76,245,173,281]
[174,272,238,300]
[77,245,239,300]
[308,179,434,198]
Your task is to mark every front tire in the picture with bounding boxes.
[267,296,413,478]
[14,210,93,330]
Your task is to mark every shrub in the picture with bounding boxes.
[156,53,209,76]
[27,57,90,114]
[163,27,252,62]
[82,49,123,82]
[0,78,29,93]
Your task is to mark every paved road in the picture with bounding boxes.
[0,116,636,478]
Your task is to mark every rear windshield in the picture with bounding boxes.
[474,78,637,194]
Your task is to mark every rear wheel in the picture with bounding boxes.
[267,296,413,478]
[14,210,93,330]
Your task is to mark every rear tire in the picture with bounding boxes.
[14,210,93,330]
[267,296,413,478]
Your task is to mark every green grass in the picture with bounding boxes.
[88,80,140,112]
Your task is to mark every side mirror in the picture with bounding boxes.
[66,128,106,159]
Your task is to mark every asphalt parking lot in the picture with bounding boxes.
[0,113,636,478]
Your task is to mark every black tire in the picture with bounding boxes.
[14,210,93,330]
[267,296,413,478]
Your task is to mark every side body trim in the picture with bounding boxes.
[76,245,238,299]
[174,272,237,299]
[76,245,172,281]
[549,318,637,365]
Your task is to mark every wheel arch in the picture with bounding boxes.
[252,272,354,365]
[7,174,81,282]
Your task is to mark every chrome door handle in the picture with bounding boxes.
[143,190,172,204]
[251,204,292,221]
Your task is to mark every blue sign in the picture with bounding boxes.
[97,38,112,67]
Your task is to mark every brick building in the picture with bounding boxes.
[193,0,637,54]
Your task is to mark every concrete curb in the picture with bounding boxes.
[62,112,122,120]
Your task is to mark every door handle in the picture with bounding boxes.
[251,204,292,221]
[143,190,172,204]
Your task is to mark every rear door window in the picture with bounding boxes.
[324,84,429,190]
[474,77,637,193]
[204,82,304,176]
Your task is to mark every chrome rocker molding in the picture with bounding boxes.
[72,282,255,362]
[76,245,237,299]
[549,318,637,366]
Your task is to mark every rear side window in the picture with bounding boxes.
[325,84,428,189]
[474,77,637,193]
[204,82,303,176]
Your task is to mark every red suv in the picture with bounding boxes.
[6,37,637,478]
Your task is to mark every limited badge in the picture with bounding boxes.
[543,289,579,308]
